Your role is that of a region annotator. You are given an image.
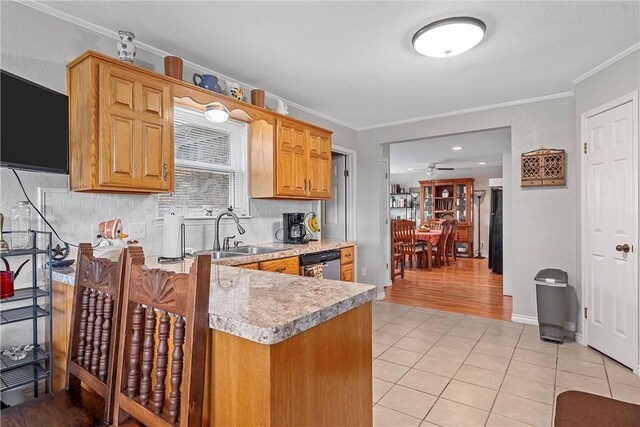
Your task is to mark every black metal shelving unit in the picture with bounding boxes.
[0,230,53,397]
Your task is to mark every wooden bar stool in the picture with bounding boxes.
[2,244,128,426]
[112,249,211,426]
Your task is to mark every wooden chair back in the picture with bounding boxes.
[392,219,417,255]
[445,220,459,264]
[434,220,451,266]
[113,248,211,426]
[66,243,128,424]
[427,219,443,230]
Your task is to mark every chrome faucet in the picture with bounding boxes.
[213,207,246,251]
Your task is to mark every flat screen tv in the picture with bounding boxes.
[1,70,69,174]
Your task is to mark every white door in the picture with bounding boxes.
[322,154,347,240]
[585,100,638,369]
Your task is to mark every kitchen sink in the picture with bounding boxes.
[193,250,245,259]
[230,246,281,255]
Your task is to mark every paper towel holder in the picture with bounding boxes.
[158,223,186,263]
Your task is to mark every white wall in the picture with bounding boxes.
[391,166,503,257]
[357,96,577,327]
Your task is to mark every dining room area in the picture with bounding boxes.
[385,129,512,321]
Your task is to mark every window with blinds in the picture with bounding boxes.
[158,107,249,217]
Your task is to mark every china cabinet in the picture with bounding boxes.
[419,178,475,256]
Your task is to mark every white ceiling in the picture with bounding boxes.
[41,1,639,129]
[389,127,511,174]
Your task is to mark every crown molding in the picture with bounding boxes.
[355,91,575,131]
[16,0,359,131]
[572,43,640,86]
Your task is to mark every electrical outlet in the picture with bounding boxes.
[361,267,367,277]
[129,222,146,239]
[480,242,485,249]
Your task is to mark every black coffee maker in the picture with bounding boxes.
[283,213,308,244]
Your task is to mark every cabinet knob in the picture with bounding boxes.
[163,163,168,181]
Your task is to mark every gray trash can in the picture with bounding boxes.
[535,268,567,343]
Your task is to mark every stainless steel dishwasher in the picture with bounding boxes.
[299,250,341,280]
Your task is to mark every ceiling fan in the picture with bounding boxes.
[425,163,454,176]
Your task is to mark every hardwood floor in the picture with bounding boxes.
[384,257,512,321]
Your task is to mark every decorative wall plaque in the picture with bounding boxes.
[521,148,566,187]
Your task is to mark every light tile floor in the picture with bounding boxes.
[371,300,640,427]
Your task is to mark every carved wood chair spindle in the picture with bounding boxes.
[112,249,211,427]
[1,244,128,427]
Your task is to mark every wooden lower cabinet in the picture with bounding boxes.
[238,262,260,270]
[204,302,372,426]
[340,246,355,282]
[49,281,74,391]
[259,256,300,275]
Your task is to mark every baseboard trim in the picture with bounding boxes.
[575,332,584,345]
[375,291,386,300]
[511,314,538,325]
[511,315,577,337]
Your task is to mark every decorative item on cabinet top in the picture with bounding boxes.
[521,148,566,187]
[116,30,136,63]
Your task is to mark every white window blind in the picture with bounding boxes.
[158,107,249,217]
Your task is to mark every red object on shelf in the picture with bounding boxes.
[1,271,15,299]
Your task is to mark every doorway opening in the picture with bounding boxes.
[385,128,512,321]
[321,146,356,241]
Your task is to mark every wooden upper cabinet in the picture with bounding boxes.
[276,118,308,197]
[307,128,332,199]
[250,117,332,200]
[68,54,173,192]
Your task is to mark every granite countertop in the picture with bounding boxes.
[51,239,375,344]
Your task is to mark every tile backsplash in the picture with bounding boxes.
[39,187,317,258]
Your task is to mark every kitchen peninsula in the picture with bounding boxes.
[50,241,375,426]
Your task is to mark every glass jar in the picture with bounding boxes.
[10,201,32,249]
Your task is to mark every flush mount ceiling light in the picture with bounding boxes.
[204,102,230,123]
[412,17,486,58]
[452,146,463,151]
[408,168,415,171]
[478,162,487,165]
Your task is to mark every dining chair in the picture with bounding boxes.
[112,249,211,426]
[390,220,405,280]
[444,220,459,266]
[2,244,128,427]
[427,219,443,230]
[432,220,451,268]
[398,219,425,267]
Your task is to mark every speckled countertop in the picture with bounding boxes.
[51,240,376,344]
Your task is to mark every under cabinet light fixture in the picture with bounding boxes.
[412,17,486,58]
[204,102,230,123]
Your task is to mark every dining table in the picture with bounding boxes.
[415,229,443,270]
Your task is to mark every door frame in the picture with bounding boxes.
[580,90,639,374]
[323,144,357,241]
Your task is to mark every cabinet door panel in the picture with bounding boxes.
[276,119,307,197]
[109,76,134,110]
[341,263,354,282]
[260,256,300,275]
[98,62,172,190]
[101,113,137,186]
[307,129,332,199]
[140,84,164,117]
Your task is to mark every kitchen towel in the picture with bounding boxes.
[162,214,184,258]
